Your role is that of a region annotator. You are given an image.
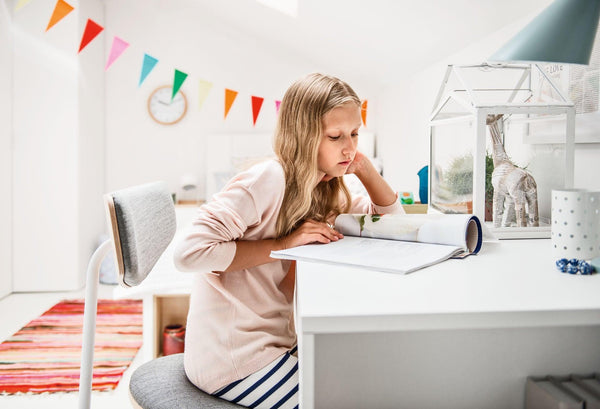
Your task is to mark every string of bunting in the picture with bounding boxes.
[16,0,369,127]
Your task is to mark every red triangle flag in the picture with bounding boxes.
[251,96,264,126]
[78,19,104,53]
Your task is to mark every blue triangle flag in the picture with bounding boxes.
[138,53,158,87]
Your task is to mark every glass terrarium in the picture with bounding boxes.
[429,63,575,239]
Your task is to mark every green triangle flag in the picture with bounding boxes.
[172,69,188,101]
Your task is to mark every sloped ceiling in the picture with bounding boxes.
[178,0,552,84]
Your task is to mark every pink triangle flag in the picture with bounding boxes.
[105,36,129,70]
[275,100,281,114]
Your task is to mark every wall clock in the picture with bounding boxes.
[147,85,188,125]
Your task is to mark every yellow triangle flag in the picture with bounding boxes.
[198,80,213,110]
[14,0,32,12]
[46,0,74,31]
[224,88,238,119]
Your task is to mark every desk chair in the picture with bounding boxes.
[78,182,239,409]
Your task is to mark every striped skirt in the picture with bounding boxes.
[212,346,298,409]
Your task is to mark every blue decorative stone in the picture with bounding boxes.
[567,264,579,274]
[556,259,568,272]
[579,262,593,275]
[569,258,579,266]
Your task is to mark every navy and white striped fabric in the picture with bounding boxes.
[213,346,298,409]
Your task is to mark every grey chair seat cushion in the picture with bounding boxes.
[129,353,241,409]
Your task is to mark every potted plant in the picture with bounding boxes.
[443,152,494,220]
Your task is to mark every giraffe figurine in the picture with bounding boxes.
[486,114,539,228]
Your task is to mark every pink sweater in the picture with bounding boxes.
[173,159,403,393]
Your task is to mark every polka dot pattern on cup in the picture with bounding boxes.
[551,189,600,260]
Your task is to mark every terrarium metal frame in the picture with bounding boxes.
[429,63,575,239]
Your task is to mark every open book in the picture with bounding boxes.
[271,213,483,274]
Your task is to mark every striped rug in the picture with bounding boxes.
[0,299,143,394]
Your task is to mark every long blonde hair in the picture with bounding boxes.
[274,73,361,238]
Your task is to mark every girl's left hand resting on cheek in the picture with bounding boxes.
[345,150,368,176]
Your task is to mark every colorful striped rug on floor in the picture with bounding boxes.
[0,299,143,394]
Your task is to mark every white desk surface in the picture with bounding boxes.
[295,239,600,334]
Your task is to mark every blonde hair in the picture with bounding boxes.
[274,73,361,238]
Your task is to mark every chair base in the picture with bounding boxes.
[129,353,241,409]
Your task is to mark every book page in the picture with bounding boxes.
[335,213,482,252]
[272,236,462,274]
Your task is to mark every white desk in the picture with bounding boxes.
[115,213,600,408]
[295,239,600,409]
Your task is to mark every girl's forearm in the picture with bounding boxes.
[354,161,397,207]
[223,238,286,273]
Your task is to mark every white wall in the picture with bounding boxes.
[11,0,105,291]
[78,0,106,292]
[103,0,380,198]
[377,9,600,201]
[0,0,13,299]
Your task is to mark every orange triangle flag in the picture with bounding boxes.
[224,89,238,119]
[46,0,74,31]
[361,100,368,127]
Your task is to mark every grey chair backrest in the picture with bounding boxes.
[79,181,177,409]
[105,181,177,287]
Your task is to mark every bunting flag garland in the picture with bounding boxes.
[224,89,238,119]
[105,36,129,70]
[138,54,158,87]
[172,69,188,101]
[14,0,32,12]
[361,100,368,127]
[19,1,341,127]
[46,0,74,31]
[78,19,103,53]
[198,80,213,110]
[251,96,264,126]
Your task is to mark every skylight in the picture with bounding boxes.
[255,0,298,17]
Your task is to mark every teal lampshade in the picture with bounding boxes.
[490,0,600,65]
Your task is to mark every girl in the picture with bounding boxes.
[173,73,404,409]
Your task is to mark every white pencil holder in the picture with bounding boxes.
[551,189,600,260]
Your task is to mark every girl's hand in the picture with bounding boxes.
[278,220,344,249]
[345,150,369,176]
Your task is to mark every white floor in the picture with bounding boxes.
[0,284,144,409]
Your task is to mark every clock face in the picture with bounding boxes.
[147,86,187,125]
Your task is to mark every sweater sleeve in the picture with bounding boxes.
[173,175,262,273]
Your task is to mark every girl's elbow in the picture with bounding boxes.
[173,240,228,272]
[173,243,202,272]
